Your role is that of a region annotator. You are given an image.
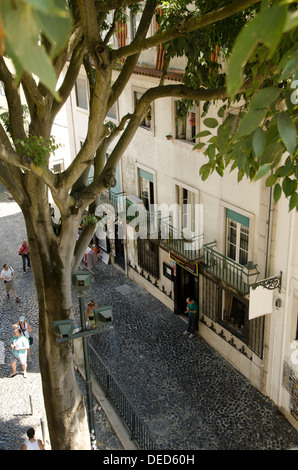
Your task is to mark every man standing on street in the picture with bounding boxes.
[183,297,198,339]
[0,264,20,302]
[18,240,31,273]
[9,328,29,378]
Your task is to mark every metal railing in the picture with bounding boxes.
[160,219,204,261]
[98,189,126,211]
[88,342,157,450]
[203,242,249,294]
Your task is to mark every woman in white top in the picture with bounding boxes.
[14,316,33,363]
[21,427,44,450]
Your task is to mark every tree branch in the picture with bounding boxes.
[113,0,260,61]
[0,57,26,142]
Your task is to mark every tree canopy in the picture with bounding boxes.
[0,0,297,216]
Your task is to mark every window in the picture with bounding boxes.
[139,169,154,211]
[222,291,247,335]
[134,91,152,129]
[137,238,159,278]
[226,209,249,266]
[177,186,196,234]
[175,103,197,143]
[75,78,88,110]
[131,11,142,39]
[52,160,64,173]
[107,101,117,120]
[0,81,5,96]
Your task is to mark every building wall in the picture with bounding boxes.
[63,56,297,430]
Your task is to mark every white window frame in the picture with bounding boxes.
[52,159,64,173]
[220,203,254,266]
[132,86,155,135]
[75,76,89,112]
[173,100,199,144]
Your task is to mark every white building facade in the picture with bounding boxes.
[63,14,298,431]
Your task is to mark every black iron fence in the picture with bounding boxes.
[88,342,157,450]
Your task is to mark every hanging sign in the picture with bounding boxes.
[169,252,198,276]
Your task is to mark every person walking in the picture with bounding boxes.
[9,327,29,378]
[13,316,33,363]
[18,240,31,273]
[0,264,20,302]
[21,427,45,450]
[85,300,99,328]
[183,297,198,339]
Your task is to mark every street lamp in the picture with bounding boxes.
[242,261,260,290]
[53,320,74,338]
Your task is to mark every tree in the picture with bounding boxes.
[0,0,296,449]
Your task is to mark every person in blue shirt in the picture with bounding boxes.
[183,297,198,339]
[9,328,29,378]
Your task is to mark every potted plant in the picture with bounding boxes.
[166,134,173,140]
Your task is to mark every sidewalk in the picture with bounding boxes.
[0,208,123,451]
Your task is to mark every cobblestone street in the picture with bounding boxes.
[0,186,297,450]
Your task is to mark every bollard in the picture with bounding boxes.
[29,394,33,415]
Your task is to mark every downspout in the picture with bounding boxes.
[264,185,273,278]
[278,208,295,408]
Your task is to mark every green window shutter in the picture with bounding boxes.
[226,209,249,227]
[139,169,153,183]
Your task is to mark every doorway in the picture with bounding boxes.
[174,264,198,316]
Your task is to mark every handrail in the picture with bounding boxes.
[203,243,249,294]
[88,342,157,450]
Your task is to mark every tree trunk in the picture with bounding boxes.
[24,205,91,450]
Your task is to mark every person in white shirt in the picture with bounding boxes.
[0,264,20,302]
[21,427,45,450]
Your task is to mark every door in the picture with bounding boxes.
[174,264,198,316]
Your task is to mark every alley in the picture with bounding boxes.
[0,189,297,450]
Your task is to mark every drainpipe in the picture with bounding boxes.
[278,209,295,408]
[264,186,273,278]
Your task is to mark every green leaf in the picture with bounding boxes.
[265,173,277,187]
[234,109,267,139]
[273,183,282,203]
[282,177,296,198]
[260,141,283,166]
[237,153,247,171]
[193,142,205,151]
[254,163,271,181]
[203,118,218,129]
[1,0,71,95]
[289,192,298,211]
[277,112,297,155]
[227,4,287,96]
[216,166,224,177]
[194,130,211,138]
[250,88,281,110]
[252,127,266,157]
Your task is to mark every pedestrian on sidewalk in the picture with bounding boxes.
[21,427,45,450]
[9,327,29,378]
[86,300,99,328]
[13,316,33,363]
[183,297,198,339]
[0,264,20,302]
[18,240,31,273]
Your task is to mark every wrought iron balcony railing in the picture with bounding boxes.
[160,219,204,261]
[203,242,249,294]
[98,189,126,211]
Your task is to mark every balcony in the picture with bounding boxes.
[98,189,126,212]
[160,219,204,262]
[202,242,250,295]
